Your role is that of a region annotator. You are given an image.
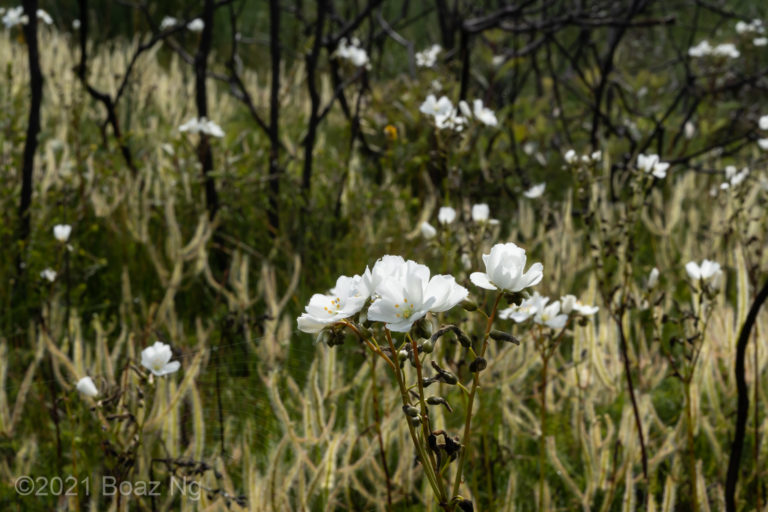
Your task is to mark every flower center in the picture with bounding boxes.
[323,297,343,315]
[394,298,415,319]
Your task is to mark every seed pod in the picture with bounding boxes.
[469,357,487,373]
[402,405,420,417]
[426,396,453,412]
[455,330,472,349]
[398,350,409,361]
[414,318,433,339]
[430,361,458,385]
[456,498,474,512]
[421,340,434,353]
[489,330,520,345]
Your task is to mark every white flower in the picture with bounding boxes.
[499,291,548,322]
[688,40,712,58]
[471,203,490,222]
[685,259,723,289]
[72,19,81,30]
[141,341,181,376]
[523,183,546,199]
[40,268,57,282]
[334,37,370,68]
[76,376,98,398]
[187,18,204,32]
[470,242,543,292]
[713,43,740,58]
[492,55,505,67]
[534,300,569,329]
[564,149,578,164]
[646,267,659,289]
[438,206,456,225]
[415,44,442,68]
[179,117,225,137]
[2,7,29,28]
[684,121,695,139]
[759,115,768,130]
[759,139,768,150]
[431,79,443,91]
[367,260,468,332]
[36,9,52,25]
[560,294,599,316]
[420,94,453,118]
[458,100,472,118]
[160,16,178,30]
[737,19,764,35]
[637,153,670,179]
[421,221,437,239]
[590,151,602,162]
[461,253,472,270]
[754,37,768,47]
[53,224,72,242]
[297,274,371,333]
[473,99,498,127]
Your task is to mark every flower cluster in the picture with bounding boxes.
[419,95,467,132]
[735,18,765,46]
[298,256,468,334]
[2,6,52,28]
[499,291,598,329]
[415,44,442,68]
[179,117,225,138]
[333,37,370,68]
[688,40,740,59]
[563,149,601,165]
[718,165,749,191]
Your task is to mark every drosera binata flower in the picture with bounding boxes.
[40,268,57,282]
[415,44,442,68]
[187,18,204,32]
[179,117,225,138]
[646,267,660,289]
[471,203,490,222]
[53,224,72,243]
[420,221,437,239]
[76,376,98,398]
[470,242,543,292]
[560,294,599,316]
[141,341,181,377]
[523,183,546,199]
[685,259,723,290]
[438,206,456,225]
[499,291,548,322]
[297,274,371,334]
[637,153,670,179]
[367,260,468,332]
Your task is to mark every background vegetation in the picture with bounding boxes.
[1,0,768,510]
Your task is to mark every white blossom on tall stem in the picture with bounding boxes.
[560,295,599,316]
[187,18,204,32]
[523,183,546,199]
[141,341,181,377]
[421,222,437,239]
[367,260,468,332]
[685,259,723,290]
[76,376,98,398]
[438,206,456,225]
[471,203,490,222]
[53,224,72,243]
[470,242,543,292]
[40,268,57,282]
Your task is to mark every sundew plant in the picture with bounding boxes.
[2,0,768,511]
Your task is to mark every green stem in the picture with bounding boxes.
[538,351,549,511]
[451,293,502,501]
[684,381,699,512]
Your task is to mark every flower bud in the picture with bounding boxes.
[426,395,453,412]
[489,330,520,345]
[461,300,478,311]
[421,339,434,353]
[398,350,409,361]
